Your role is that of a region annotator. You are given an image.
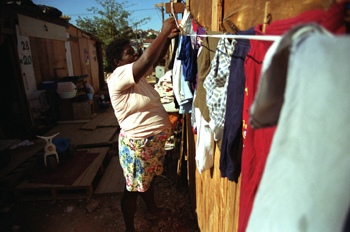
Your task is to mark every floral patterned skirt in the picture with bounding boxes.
[119,128,171,192]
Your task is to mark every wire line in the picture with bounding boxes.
[68,8,157,16]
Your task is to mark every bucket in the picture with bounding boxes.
[87,93,93,100]
[97,94,111,109]
[57,89,77,99]
[53,138,71,156]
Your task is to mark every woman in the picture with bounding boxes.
[105,18,178,232]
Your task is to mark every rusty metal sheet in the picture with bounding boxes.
[222,0,335,31]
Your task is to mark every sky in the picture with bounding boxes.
[32,0,171,31]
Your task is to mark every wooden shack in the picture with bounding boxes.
[181,0,346,231]
[0,2,104,138]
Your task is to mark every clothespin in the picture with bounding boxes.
[262,1,272,33]
[224,18,240,34]
[219,21,226,34]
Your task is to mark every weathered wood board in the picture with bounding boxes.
[0,139,45,180]
[14,147,109,200]
[80,107,118,131]
[94,156,125,194]
[187,119,240,232]
[88,39,100,92]
[44,123,118,147]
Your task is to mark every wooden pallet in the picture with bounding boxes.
[94,155,124,195]
[0,140,46,191]
[14,147,109,200]
[80,107,119,131]
[43,123,118,148]
[0,140,45,180]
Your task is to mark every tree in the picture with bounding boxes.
[75,0,150,71]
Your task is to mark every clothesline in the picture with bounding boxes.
[186,34,281,41]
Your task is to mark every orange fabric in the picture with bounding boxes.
[168,113,179,129]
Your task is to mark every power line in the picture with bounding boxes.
[155,7,162,21]
[68,8,157,16]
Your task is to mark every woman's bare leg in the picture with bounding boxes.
[121,186,139,232]
[139,181,161,213]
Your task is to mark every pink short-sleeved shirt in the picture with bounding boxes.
[107,63,171,139]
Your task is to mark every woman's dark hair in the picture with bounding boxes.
[105,38,130,70]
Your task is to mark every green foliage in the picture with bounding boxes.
[75,0,151,71]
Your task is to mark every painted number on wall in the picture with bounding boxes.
[20,41,32,65]
[21,41,30,50]
[22,55,32,65]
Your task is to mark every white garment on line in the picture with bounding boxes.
[247,24,350,232]
[194,107,214,174]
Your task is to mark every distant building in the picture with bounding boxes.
[131,29,159,52]
[145,29,159,37]
[142,39,155,49]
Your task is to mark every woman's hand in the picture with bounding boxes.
[132,17,178,83]
[161,18,178,36]
[168,28,180,39]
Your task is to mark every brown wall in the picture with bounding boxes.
[88,40,99,92]
[186,115,240,232]
[30,38,69,83]
[187,0,213,30]
[30,23,101,92]
[188,0,337,31]
[78,37,91,84]
[223,0,336,32]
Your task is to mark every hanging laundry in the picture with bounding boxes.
[177,35,197,82]
[172,35,193,114]
[194,107,214,173]
[220,26,255,183]
[190,90,197,130]
[193,23,206,91]
[178,8,192,35]
[195,24,205,48]
[238,2,349,232]
[154,71,178,113]
[168,34,179,70]
[188,20,198,92]
[203,37,236,141]
[154,71,175,104]
[247,24,350,232]
[191,24,205,130]
[193,31,220,122]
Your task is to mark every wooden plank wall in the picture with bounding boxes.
[187,0,339,32]
[70,40,82,76]
[186,0,342,231]
[52,40,68,74]
[187,0,213,30]
[30,38,69,83]
[66,25,82,76]
[222,0,337,32]
[88,40,99,92]
[78,36,91,85]
[29,23,100,91]
[187,117,240,232]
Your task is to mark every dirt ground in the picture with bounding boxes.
[0,150,199,232]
